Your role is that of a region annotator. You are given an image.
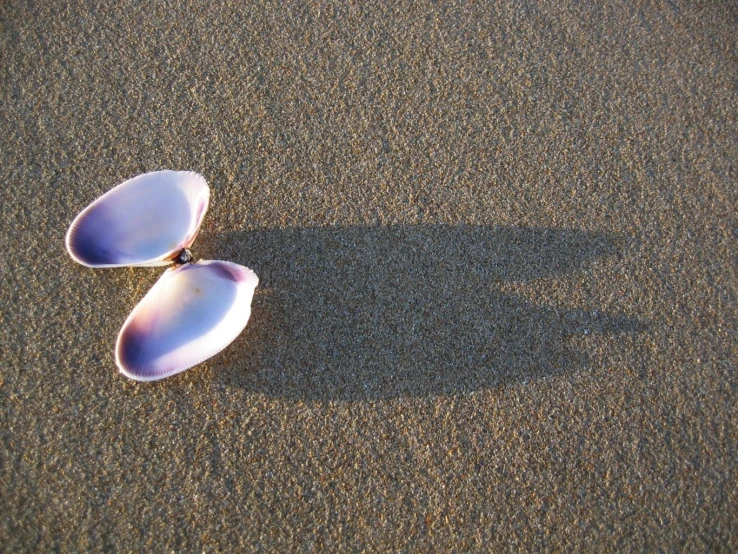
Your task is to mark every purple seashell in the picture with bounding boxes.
[116,260,258,381]
[65,171,259,381]
[65,171,209,267]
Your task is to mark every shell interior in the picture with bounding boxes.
[65,170,209,268]
[116,260,259,381]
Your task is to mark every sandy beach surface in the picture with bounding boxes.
[2,1,736,551]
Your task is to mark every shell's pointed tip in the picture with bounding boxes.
[175,248,194,265]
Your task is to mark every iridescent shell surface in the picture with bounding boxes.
[116,260,259,381]
[65,171,209,268]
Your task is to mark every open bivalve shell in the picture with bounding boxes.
[65,171,259,381]
[65,170,210,268]
[116,261,258,381]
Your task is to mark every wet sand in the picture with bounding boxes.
[1,1,736,551]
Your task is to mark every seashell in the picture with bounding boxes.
[65,171,259,381]
[65,170,210,267]
[116,260,258,381]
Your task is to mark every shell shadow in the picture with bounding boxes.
[199,225,644,400]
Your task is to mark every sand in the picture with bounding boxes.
[1,0,736,551]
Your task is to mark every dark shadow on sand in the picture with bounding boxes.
[198,226,642,400]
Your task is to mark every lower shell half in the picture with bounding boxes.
[115,260,259,381]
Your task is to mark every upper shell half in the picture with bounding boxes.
[116,260,259,381]
[65,171,210,267]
